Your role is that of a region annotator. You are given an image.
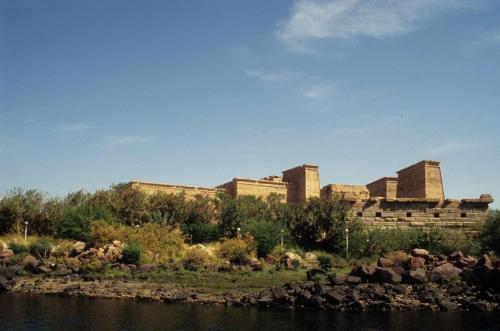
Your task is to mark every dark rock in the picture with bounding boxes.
[324,290,344,305]
[467,300,494,312]
[454,256,477,268]
[429,263,462,283]
[309,295,323,308]
[374,267,403,283]
[329,275,347,285]
[447,285,466,296]
[347,276,362,285]
[486,268,500,290]
[459,267,478,283]
[54,269,72,277]
[271,287,288,302]
[350,265,375,282]
[475,254,492,268]
[0,275,8,291]
[403,268,427,284]
[438,298,459,311]
[22,255,39,272]
[313,282,325,295]
[37,265,52,274]
[448,251,464,261]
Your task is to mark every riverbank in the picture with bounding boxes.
[2,241,500,312]
[2,274,499,312]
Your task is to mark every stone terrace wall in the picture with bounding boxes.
[218,178,288,202]
[349,197,492,230]
[127,181,225,199]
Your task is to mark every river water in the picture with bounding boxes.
[1,293,499,331]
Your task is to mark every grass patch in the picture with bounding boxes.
[130,269,309,292]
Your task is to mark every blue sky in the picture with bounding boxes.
[1,0,499,207]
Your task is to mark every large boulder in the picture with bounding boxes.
[271,286,288,302]
[411,248,429,258]
[324,290,344,305]
[377,257,395,268]
[138,264,156,272]
[280,252,302,270]
[429,263,462,283]
[350,265,376,282]
[22,255,39,272]
[0,249,14,263]
[374,267,403,283]
[404,257,426,271]
[454,256,477,269]
[402,268,427,284]
[249,258,263,271]
[71,242,86,256]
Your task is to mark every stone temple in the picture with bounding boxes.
[127,160,493,229]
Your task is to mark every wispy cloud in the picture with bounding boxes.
[57,123,92,133]
[106,135,151,146]
[300,81,335,100]
[244,68,301,82]
[336,114,410,135]
[22,118,36,124]
[423,141,482,156]
[466,25,500,51]
[275,0,487,53]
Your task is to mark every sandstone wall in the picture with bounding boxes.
[128,181,224,199]
[366,177,398,199]
[321,184,370,201]
[282,164,320,203]
[396,160,444,200]
[349,197,492,230]
[218,178,288,202]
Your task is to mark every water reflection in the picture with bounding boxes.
[0,293,499,331]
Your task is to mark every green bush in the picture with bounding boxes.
[218,237,254,265]
[318,255,333,271]
[182,247,210,271]
[8,241,28,254]
[244,220,283,257]
[56,204,113,241]
[29,237,52,259]
[121,243,142,265]
[480,210,500,255]
[182,222,221,243]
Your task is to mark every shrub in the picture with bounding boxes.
[218,237,254,265]
[8,241,28,254]
[0,188,64,236]
[29,237,52,259]
[286,197,358,253]
[318,255,333,271]
[80,261,107,274]
[89,220,125,247]
[56,204,113,241]
[125,223,185,262]
[182,222,221,244]
[480,210,500,255]
[244,220,283,258]
[121,243,142,264]
[182,246,210,271]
